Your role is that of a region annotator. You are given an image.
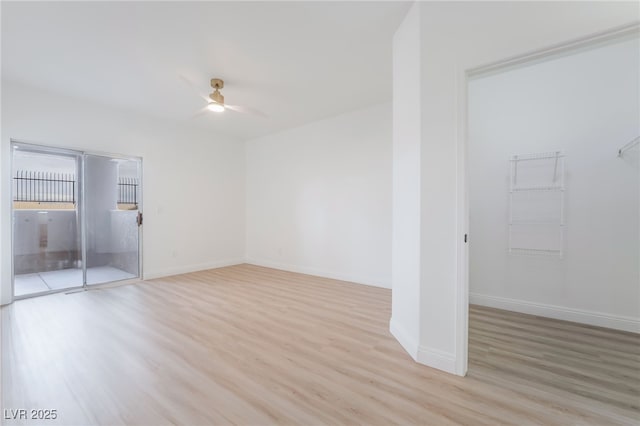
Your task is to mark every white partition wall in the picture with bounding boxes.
[390,2,422,361]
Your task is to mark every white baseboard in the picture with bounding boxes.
[470,293,640,334]
[146,257,392,289]
[416,346,457,375]
[389,317,419,360]
[143,258,246,280]
[389,318,459,375]
[245,258,391,289]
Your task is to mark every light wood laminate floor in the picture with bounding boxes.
[2,264,639,425]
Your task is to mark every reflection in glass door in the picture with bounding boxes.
[12,145,83,297]
[84,155,141,285]
[11,142,142,299]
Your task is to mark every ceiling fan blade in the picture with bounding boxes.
[190,106,210,120]
[225,104,269,119]
[179,74,211,103]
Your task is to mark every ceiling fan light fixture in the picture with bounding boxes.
[207,102,225,112]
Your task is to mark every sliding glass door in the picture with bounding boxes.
[84,154,141,285]
[12,145,83,296]
[11,142,142,299]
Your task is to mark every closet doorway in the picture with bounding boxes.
[465,30,639,414]
[11,142,142,299]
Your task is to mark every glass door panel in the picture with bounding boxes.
[84,155,140,285]
[11,144,83,297]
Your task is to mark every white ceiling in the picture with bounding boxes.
[2,1,411,141]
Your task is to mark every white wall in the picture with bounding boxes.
[390,2,422,360]
[245,103,392,288]
[392,1,638,375]
[1,81,246,304]
[468,37,640,332]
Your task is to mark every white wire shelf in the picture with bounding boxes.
[510,151,565,161]
[509,222,564,226]
[509,247,563,257]
[511,185,564,192]
[509,151,565,257]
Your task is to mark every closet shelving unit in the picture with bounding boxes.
[508,151,565,257]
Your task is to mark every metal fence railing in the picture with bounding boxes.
[13,170,76,204]
[118,178,138,207]
[14,171,138,208]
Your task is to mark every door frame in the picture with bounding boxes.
[9,140,143,301]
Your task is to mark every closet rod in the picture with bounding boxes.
[618,136,639,157]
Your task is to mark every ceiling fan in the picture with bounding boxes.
[181,76,268,119]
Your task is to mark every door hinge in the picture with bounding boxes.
[137,212,143,227]
[464,233,468,243]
